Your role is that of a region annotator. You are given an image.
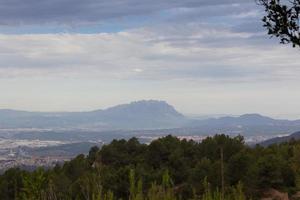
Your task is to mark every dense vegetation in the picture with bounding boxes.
[259,0,300,47]
[1,134,300,199]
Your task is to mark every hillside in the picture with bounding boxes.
[260,131,300,146]
[187,114,300,136]
[24,142,102,157]
[1,135,300,199]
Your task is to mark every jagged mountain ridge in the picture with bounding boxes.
[0,100,186,129]
[0,101,299,135]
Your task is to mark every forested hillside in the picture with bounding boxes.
[1,135,300,199]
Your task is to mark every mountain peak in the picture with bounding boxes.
[127,100,179,112]
[130,100,168,105]
[240,113,271,119]
[105,100,184,118]
[97,100,185,129]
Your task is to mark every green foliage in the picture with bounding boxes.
[258,0,300,47]
[0,168,24,200]
[1,134,300,199]
[129,169,144,200]
[21,168,47,200]
[230,182,246,200]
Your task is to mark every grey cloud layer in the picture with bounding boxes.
[0,0,296,83]
[0,0,250,24]
[0,25,299,82]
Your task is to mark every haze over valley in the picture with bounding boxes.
[1,100,300,137]
[1,99,300,171]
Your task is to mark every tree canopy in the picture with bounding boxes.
[258,0,300,47]
[1,135,300,199]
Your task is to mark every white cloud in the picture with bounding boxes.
[0,25,299,83]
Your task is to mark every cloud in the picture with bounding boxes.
[0,0,297,83]
[0,0,251,25]
[0,24,299,83]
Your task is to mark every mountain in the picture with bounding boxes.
[189,114,287,126]
[0,101,300,136]
[186,114,300,136]
[260,131,300,146]
[98,100,186,129]
[0,100,187,130]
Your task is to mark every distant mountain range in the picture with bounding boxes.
[0,100,186,130]
[0,100,299,136]
[185,113,300,136]
[260,131,300,146]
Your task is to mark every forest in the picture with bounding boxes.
[1,134,300,200]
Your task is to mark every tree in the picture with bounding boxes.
[21,168,47,200]
[258,0,300,47]
[0,168,24,200]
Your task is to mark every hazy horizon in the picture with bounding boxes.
[0,99,298,120]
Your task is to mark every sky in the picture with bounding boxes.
[0,0,300,119]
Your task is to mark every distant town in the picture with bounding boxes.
[0,132,284,172]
